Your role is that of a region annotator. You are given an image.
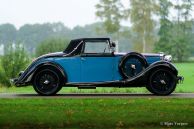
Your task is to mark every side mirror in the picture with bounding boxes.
[110,42,116,53]
[111,42,116,48]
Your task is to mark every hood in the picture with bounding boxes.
[114,52,164,57]
[142,53,164,57]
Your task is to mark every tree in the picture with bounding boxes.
[170,24,191,61]
[0,44,30,87]
[95,0,126,34]
[154,0,173,54]
[95,0,128,52]
[154,0,193,61]
[17,23,54,52]
[35,38,69,57]
[0,24,17,44]
[130,0,158,53]
[171,0,193,62]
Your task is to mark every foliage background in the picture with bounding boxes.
[0,44,29,87]
[0,0,194,87]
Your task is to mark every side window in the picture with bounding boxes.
[84,41,110,54]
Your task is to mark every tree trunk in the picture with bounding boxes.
[142,30,146,53]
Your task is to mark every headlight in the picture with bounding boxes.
[164,55,172,62]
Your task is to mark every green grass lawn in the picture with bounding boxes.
[1,63,193,94]
[0,63,194,129]
[0,98,194,129]
[174,63,194,92]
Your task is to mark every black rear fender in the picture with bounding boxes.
[16,62,67,86]
[32,63,67,84]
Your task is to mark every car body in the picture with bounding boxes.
[12,38,183,96]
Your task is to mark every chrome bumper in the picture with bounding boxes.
[177,76,184,84]
[10,78,18,84]
[10,78,29,87]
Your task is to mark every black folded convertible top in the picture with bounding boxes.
[64,38,110,54]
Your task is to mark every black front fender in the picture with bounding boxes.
[146,61,178,76]
[121,61,178,86]
[15,61,66,86]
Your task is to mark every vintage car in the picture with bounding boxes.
[12,38,183,96]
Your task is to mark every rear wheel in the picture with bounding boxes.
[33,69,62,96]
[146,69,177,95]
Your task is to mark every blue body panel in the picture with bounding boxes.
[52,56,123,83]
[81,57,114,82]
[53,57,82,82]
[146,56,161,65]
[50,54,161,83]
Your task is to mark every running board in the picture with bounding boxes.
[78,86,96,89]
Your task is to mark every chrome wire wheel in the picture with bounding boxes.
[33,69,61,96]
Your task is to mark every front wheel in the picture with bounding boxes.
[146,69,177,95]
[33,69,62,96]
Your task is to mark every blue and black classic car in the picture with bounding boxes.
[13,38,183,96]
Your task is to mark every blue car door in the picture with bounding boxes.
[81,40,114,82]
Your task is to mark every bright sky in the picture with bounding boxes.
[0,0,98,29]
[0,0,129,29]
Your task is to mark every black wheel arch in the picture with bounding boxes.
[147,62,178,76]
[31,62,67,85]
[143,62,178,84]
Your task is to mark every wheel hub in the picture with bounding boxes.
[131,64,136,69]
[43,80,50,85]
[160,80,166,85]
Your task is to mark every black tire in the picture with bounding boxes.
[119,52,148,79]
[33,68,62,96]
[146,68,177,95]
